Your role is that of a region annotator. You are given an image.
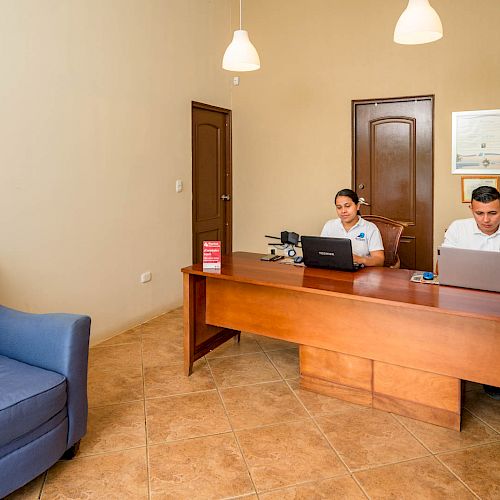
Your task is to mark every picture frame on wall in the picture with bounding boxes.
[452,109,500,174]
[461,175,499,203]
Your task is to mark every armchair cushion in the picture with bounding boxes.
[0,355,66,449]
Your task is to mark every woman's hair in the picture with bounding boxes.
[334,188,359,205]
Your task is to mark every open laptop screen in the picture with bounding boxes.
[438,246,500,293]
[301,236,362,272]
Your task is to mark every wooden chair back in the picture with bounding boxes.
[363,215,405,268]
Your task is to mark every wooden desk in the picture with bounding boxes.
[182,252,500,430]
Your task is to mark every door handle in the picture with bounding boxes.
[359,197,370,206]
[220,194,231,201]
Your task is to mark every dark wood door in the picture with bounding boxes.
[353,96,434,270]
[192,102,232,264]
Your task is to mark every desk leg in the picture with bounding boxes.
[184,273,196,375]
[183,273,240,376]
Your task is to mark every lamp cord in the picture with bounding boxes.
[239,0,242,30]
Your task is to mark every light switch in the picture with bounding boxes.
[175,179,183,193]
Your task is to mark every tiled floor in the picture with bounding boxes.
[7,308,500,499]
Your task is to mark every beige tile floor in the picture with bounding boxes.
[7,307,500,499]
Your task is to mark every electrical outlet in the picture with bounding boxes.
[140,271,152,283]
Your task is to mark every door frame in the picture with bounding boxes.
[351,95,435,269]
[191,101,233,262]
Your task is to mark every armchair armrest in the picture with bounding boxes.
[0,305,91,447]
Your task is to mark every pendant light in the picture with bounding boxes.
[222,0,260,71]
[394,0,443,45]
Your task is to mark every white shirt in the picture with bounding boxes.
[442,218,500,251]
[320,217,384,257]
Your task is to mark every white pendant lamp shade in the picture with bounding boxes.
[394,0,443,45]
[222,29,260,71]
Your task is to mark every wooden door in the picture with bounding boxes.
[352,96,434,270]
[192,102,232,264]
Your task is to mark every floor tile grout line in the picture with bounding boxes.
[88,397,145,409]
[434,437,500,456]
[87,398,147,410]
[350,473,372,500]
[262,348,281,378]
[229,415,312,433]
[281,377,371,496]
[221,415,313,434]
[220,493,261,500]
[147,429,243,448]
[221,377,298,390]
[348,453,448,474]
[38,471,48,499]
[77,443,148,459]
[293,390,452,480]
[139,332,153,500]
[254,472,365,498]
[205,337,264,359]
[262,348,287,381]
[205,357,259,497]
[207,348,282,378]
[393,411,500,457]
[204,333,296,359]
[145,387,219,401]
[201,375,283,391]
[434,439,500,456]
[92,340,142,349]
[206,350,264,360]
[434,455,482,499]
[308,411,355,474]
[388,412,435,455]
[282,377,354,475]
[463,406,500,435]
[206,359,314,433]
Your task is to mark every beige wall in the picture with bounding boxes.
[1,1,499,344]
[231,0,500,260]
[0,0,232,344]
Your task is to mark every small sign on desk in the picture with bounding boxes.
[203,241,221,269]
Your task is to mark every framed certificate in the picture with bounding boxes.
[461,175,499,203]
[452,109,500,174]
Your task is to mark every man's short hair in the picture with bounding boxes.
[471,185,500,203]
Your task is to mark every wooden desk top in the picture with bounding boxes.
[182,252,500,322]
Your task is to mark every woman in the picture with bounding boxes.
[321,188,385,267]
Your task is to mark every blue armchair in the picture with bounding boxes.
[0,305,91,498]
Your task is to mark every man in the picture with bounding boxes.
[442,185,500,399]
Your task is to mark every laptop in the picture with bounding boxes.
[438,246,500,293]
[301,236,364,272]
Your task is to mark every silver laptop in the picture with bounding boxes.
[438,246,500,293]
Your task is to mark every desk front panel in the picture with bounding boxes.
[205,277,500,387]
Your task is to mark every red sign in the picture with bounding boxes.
[202,241,221,269]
